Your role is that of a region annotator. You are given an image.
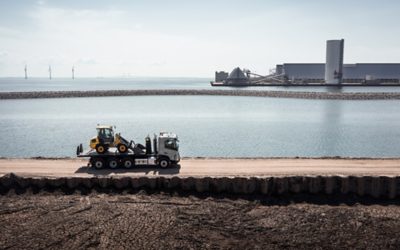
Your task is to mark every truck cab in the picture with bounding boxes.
[157,132,180,166]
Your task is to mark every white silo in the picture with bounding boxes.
[325,39,344,84]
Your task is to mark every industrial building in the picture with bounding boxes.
[213,39,400,86]
[276,63,400,84]
[276,39,400,84]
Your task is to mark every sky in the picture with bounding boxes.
[0,0,399,77]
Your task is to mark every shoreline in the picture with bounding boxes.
[1,89,400,100]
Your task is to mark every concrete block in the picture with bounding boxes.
[340,177,349,194]
[0,174,14,188]
[147,178,157,189]
[308,176,322,194]
[258,178,270,195]
[66,177,81,189]
[131,178,140,189]
[170,177,181,189]
[46,177,66,188]
[231,178,247,194]
[31,178,46,189]
[288,176,303,194]
[275,177,289,194]
[138,177,149,189]
[113,177,130,189]
[209,178,223,193]
[195,177,210,193]
[388,177,398,199]
[181,177,195,191]
[80,178,93,189]
[347,176,358,194]
[324,176,339,194]
[370,177,381,198]
[379,176,390,198]
[97,177,109,188]
[356,177,365,196]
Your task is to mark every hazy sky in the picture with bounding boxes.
[0,0,399,77]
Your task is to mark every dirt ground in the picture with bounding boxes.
[1,192,400,249]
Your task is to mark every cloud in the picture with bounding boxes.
[0,51,8,58]
[76,58,97,65]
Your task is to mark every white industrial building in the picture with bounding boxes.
[276,39,400,84]
[276,63,400,84]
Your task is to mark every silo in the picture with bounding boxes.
[325,39,344,84]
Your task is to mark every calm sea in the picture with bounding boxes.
[2,77,400,92]
[0,94,399,158]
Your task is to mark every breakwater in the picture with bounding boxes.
[1,174,399,199]
[1,89,400,100]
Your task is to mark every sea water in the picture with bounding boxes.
[0,95,399,158]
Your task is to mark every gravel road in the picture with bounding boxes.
[1,158,400,178]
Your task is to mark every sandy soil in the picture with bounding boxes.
[1,158,400,178]
[1,192,400,249]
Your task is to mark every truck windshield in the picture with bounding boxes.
[165,139,179,150]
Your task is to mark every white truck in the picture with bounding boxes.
[76,131,180,169]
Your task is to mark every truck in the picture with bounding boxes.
[76,126,180,169]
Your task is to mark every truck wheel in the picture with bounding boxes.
[96,144,106,154]
[92,158,105,169]
[117,144,128,153]
[122,158,134,169]
[108,158,119,169]
[158,158,170,168]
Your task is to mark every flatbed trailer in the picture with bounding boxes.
[78,148,179,169]
[77,132,180,169]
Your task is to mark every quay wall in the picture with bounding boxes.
[1,174,399,199]
[1,89,400,100]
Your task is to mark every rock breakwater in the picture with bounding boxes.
[1,89,400,100]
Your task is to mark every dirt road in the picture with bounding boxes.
[0,158,399,178]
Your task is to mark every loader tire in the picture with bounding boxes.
[96,144,106,154]
[117,144,128,153]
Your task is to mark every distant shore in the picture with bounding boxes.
[1,89,400,100]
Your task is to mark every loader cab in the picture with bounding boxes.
[97,125,114,144]
[158,132,180,163]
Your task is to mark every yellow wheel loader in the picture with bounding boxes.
[89,125,131,154]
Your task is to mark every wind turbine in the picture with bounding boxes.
[24,65,28,79]
[48,65,52,80]
[72,65,75,80]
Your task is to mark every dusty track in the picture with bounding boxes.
[1,158,400,178]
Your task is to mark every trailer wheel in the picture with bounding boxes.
[92,158,105,169]
[158,158,170,168]
[117,144,128,153]
[96,144,106,154]
[108,158,119,169]
[122,158,134,169]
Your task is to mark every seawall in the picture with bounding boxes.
[1,89,400,100]
[1,174,399,199]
